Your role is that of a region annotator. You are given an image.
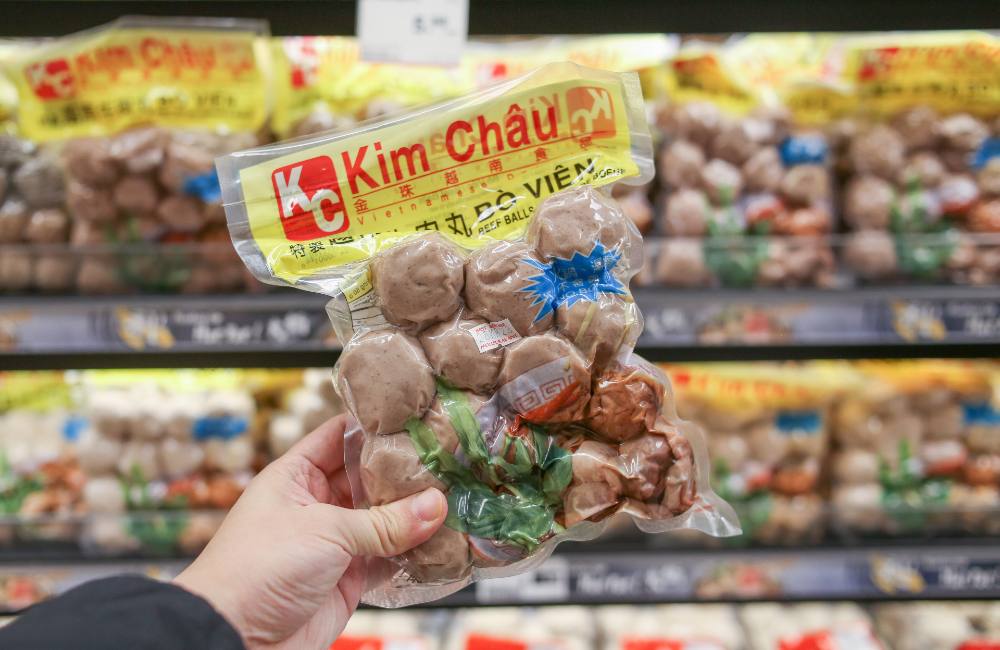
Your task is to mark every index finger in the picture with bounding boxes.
[285,413,348,476]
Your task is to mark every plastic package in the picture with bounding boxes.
[647,44,836,289]
[219,63,738,606]
[834,32,1000,285]
[666,362,846,546]
[830,361,999,536]
[1,17,271,295]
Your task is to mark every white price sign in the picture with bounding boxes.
[357,0,469,66]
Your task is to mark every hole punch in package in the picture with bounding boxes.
[217,62,740,606]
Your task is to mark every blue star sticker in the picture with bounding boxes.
[517,242,626,323]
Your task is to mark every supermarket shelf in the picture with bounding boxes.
[4,541,1000,613]
[1,285,998,369]
[0,0,996,36]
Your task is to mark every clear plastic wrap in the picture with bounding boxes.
[218,63,739,607]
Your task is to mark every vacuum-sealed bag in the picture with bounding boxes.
[217,63,739,606]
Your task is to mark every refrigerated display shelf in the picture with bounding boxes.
[3,541,1000,613]
[0,0,995,36]
[1,285,997,369]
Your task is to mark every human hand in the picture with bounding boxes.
[174,415,447,649]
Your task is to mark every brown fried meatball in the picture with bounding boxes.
[661,422,696,515]
[157,195,203,233]
[619,433,673,501]
[556,294,634,369]
[62,138,119,186]
[109,126,168,174]
[528,186,631,261]
[568,438,621,485]
[662,188,709,237]
[67,180,117,223]
[420,317,503,393]
[742,146,784,194]
[844,230,897,280]
[401,526,472,582]
[654,238,709,288]
[891,106,940,150]
[779,164,830,205]
[659,139,705,188]
[114,175,160,216]
[700,159,743,205]
[849,125,905,180]
[0,198,28,244]
[497,333,590,423]
[844,175,895,230]
[939,113,988,152]
[25,208,69,243]
[13,156,64,208]
[586,361,663,443]
[464,241,554,336]
[337,329,435,434]
[563,482,619,527]
[360,432,445,505]
[372,233,464,331]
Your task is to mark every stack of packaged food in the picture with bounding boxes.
[874,601,1000,650]
[741,603,883,649]
[836,33,1000,285]
[1,18,271,295]
[664,362,844,545]
[830,360,1000,536]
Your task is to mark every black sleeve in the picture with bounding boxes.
[0,575,245,650]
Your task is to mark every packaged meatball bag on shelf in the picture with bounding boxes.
[650,42,837,289]
[218,62,740,606]
[830,360,999,538]
[835,31,1000,285]
[2,17,271,295]
[663,362,852,546]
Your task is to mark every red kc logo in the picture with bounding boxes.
[566,86,616,138]
[25,58,75,100]
[271,156,349,241]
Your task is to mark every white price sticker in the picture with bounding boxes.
[357,0,469,66]
[469,319,521,352]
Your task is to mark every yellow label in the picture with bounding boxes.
[0,372,71,412]
[270,36,470,138]
[239,70,643,283]
[342,267,373,303]
[664,48,757,115]
[464,35,676,87]
[6,24,268,141]
[842,31,1000,117]
[662,362,852,410]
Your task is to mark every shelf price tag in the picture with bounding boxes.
[357,0,468,66]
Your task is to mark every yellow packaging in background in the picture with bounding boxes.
[841,30,1000,118]
[270,36,470,139]
[0,41,23,135]
[4,17,271,141]
[662,43,758,115]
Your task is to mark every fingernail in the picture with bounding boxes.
[411,489,444,522]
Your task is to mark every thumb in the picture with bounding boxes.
[332,488,447,557]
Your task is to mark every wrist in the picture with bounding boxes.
[175,562,249,646]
